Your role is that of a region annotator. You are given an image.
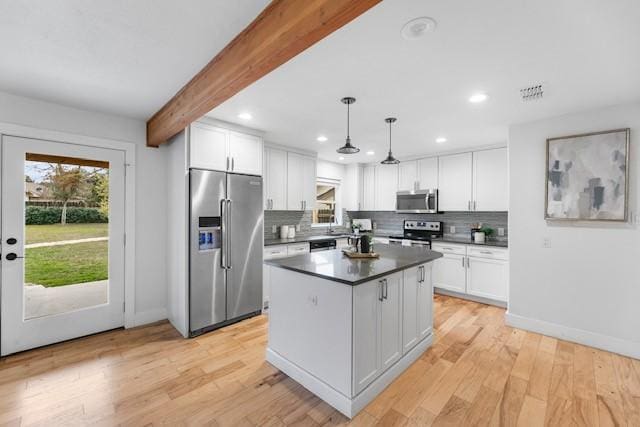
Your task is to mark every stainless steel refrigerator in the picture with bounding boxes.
[189,169,263,336]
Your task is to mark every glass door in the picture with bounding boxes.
[1,135,126,356]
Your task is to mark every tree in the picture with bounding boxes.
[47,164,85,225]
[94,173,109,216]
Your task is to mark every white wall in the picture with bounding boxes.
[507,102,640,358]
[0,91,168,324]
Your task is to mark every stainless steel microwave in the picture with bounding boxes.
[396,189,438,213]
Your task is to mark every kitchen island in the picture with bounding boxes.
[264,245,442,418]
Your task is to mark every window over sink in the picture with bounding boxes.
[312,178,341,226]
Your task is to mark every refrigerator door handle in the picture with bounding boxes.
[226,199,232,269]
[220,198,227,269]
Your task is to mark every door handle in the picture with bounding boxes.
[220,199,227,269]
[226,199,232,269]
[6,253,24,261]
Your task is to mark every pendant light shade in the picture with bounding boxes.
[381,117,400,164]
[337,97,360,154]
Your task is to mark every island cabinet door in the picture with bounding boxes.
[353,280,381,395]
[402,267,420,354]
[417,263,434,340]
[379,272,403,372]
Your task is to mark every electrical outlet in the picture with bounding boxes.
[296,224,300,232]
[272,225,277,234]
[373,222,377,229]
[542,237,551,248]
[449,226,456,234]
[498,227,505,237]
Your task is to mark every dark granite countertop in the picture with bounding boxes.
[265,244,443,285]
[431,236,508,248]
[264,234,353,246]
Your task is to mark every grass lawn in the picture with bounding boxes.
[25,241,108,287]
[26,223,108,245]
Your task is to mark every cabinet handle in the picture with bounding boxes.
[441,247,453,251]
[467,200,471,210]
[421,266,425,283]
[226,156,230,171]
[383,279,389,300]
[379,281,384,301]
[231,157,235,171]
[461,257,465,267]
[473,201,477,211]
[480,250,492,255]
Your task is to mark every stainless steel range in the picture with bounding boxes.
[388,220,443,249]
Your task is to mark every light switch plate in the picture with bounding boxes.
[449,226,456,234]
[498,227,505,236]
[272,225,277,234]
[543,237,551,248]
[296,224,300,232]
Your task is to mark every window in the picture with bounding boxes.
[312,179,341,226]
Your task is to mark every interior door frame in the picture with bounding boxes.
[0,121,137,329]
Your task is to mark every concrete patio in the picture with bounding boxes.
[24,280,108,319]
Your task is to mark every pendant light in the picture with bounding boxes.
[381,117,400,164]
[337,97,360,154]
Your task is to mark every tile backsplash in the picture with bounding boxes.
[265,209,507,241]
[349,211,508,241]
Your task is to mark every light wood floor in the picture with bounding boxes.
[1,295,638,426]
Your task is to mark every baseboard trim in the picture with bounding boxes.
[266,334,433,418]
[435,287,507,308]
[132,308,167,328]
[505,312,640,359]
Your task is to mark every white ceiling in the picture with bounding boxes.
[0,0,269,119]
[208,0,640,163]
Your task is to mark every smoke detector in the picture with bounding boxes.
[401,17,437,40]
[520,84,545,102]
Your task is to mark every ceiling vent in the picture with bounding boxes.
[520,84,544,102]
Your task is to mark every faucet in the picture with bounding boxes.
[327,214,335,234]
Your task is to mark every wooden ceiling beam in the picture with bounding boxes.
[146,0,381,147]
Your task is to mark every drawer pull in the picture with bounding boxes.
[480,250,493,254]
[441,247,453,251]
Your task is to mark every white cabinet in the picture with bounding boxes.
[417,157,438,190]
[287,152,316,211]
[353,271,403,395]
[264,147,287,210]
[343,164,363,211]
[431,242,508,304]
[190,123,228,171]
[362,165,376,210]
[438,152,473,211]
[287,242,310,256]
[417,263,433,341]
[189,122,263,175]
[228,131,263,175]
[263,243,311,310]
[398,161,418,191]
[379,273,402,371]
[473,148,508,211]
[375,165,399,211]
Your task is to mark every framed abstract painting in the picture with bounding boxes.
[545,128,630,221]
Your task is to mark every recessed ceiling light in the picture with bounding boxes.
[366,150,375,155]
[436,137,447,143]
[316,135,328,142]
[338,156,345,161]
[237,112,252,120]
[468,93,488,103]
[401,17,437,40]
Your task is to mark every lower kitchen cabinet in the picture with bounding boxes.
[431,242,508,305]
[263,243,310,310]
[467,255,508,301]
[402,263,432,354]
[432,251,466,293]
[353,271,403,395]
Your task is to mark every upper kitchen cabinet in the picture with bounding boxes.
[264,147,287,210]
[362,165,376,210]
[417,157,438,190]
[189,123,228,171]
[438,152,473,211]
[189,122,263,175]
[343,164,363,211]
[398,161,417,191]
[228,131,263,175]
[473,148,508,211]
[287,152,316,211]
[375,164,398,211]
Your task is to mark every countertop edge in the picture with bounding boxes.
[265,252,443,286]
